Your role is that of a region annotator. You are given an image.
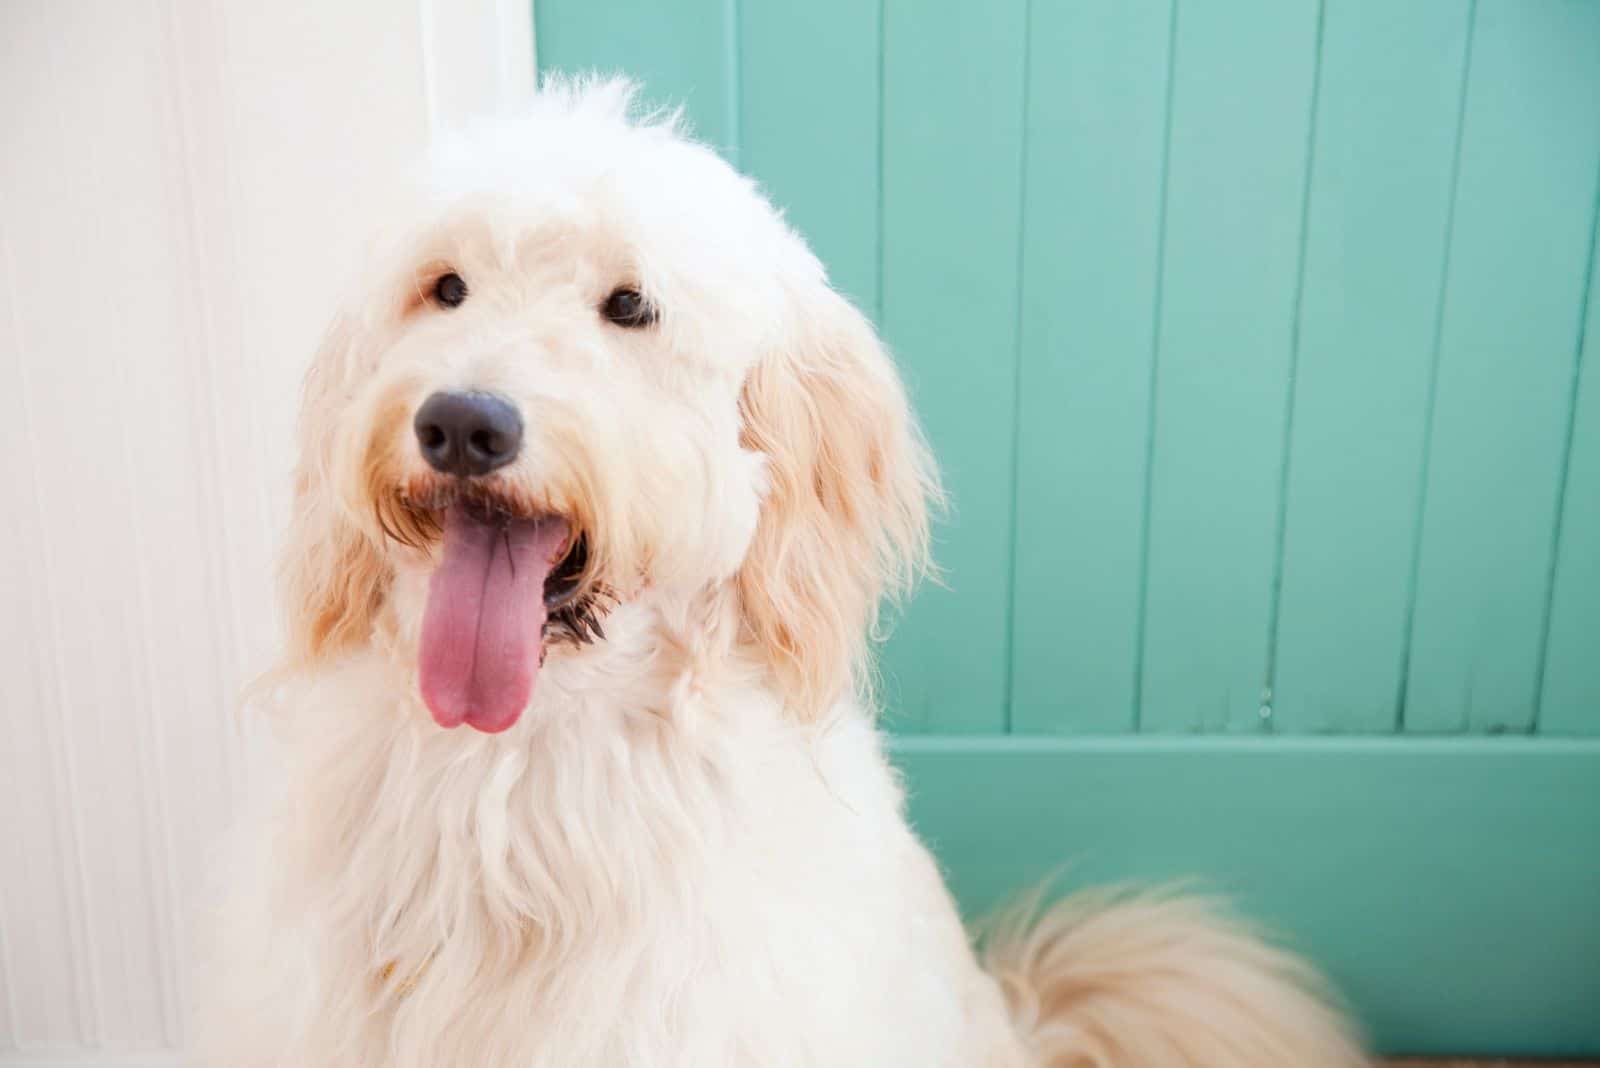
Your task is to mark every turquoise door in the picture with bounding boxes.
[534,0,1600,1055]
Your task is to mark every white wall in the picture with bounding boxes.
[0,2,532,1061]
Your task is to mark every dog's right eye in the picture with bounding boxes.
[432,272,468,309]
[601,286,657,328]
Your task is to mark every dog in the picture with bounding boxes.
[198,78,1367,1067]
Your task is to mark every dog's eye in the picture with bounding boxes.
[600,286,656,328]
[432,272,468,309]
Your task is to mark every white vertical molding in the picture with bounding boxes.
[146,1,213,1040]
[0,0,510,1054]
[168,0,249,803]
[0,874,16,1048]
[1,225,103,1050]
[203,0,258,774]
[136,11,250,1037]
[156,0,259,1029]
[0,220,25,1054]
[497,0,537,104]
[0,192,52,1053]
[34,6,167,1039]
[116,188,186,1062]
[109,342,183,1049]
[420,0,538,135]
[213,0,281,720]
[419,0,443,139]
[1,21,110,1022]
[89,0,189,1043]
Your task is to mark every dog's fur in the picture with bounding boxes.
[198,80,1368,1067]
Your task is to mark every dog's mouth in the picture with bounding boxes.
[395,483,608,734]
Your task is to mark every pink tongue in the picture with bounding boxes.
[418,506,570,733]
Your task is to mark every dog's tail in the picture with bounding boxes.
[981,889,1368,1068]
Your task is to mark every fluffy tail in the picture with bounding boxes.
[981,890,1369,1068]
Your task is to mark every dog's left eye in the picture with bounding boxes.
[432,272,468,309]
[600,286,657,328]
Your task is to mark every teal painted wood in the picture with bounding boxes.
[738,1,880,314]
[535,2,1600,741]
[892,736,1600,1056]
[1138,0,1322,732]
[1269,0,1473,733]
[1405,0,1600,733]
[1541,209,1600,736]
[875,0,1028,732]
[520,7,1600,1055]
[1009,1,1172,735]
[533,0,736,154]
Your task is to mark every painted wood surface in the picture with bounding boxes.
[1136,0,1322,732]
[738,0,881,315]
[534,0,737,154]
[1269,0,1473,734]
[1540,207,1600,736]
[536,0,1600,738]
[874,0,1030,732]
[894,735,1600,1057]
[1404,0,1600,734]
[1008,0,1171,735]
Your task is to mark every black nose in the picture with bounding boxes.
[413,391,523,477]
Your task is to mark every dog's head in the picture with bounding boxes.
[281,80,937,733]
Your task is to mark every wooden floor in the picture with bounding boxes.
[1387,1061,1597,1066]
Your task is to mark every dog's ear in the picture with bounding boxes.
[278,312,391,672]
[736,280,940,720]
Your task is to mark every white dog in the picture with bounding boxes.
[199,79,1367,1067]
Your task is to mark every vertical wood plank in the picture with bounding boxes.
[1009,0,1172,734]
[0,899,13,1048]
[1405,0,1600,733]
[534,0,737,157]
[0,217,92,1051]
[1,0,452,1053]
[1539,208,1600,735]
[1,3,177,1042]
[877,0,1028,732]
[1138,0,1322,732]
[1270,0,1474,733]
[739,0,880,313]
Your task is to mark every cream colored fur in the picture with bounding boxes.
[197,78,1368,1067]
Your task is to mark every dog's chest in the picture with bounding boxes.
[262,691,989,1066]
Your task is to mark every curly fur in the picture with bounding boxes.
[197,77,1368,1068]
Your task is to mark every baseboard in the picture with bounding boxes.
[890,735,1600,1058]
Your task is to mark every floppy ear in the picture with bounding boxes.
[278,313,392,672]
[736,281,941,720]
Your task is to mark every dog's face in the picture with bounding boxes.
[282,81,936,733]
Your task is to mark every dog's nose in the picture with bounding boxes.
[413,391,523,477]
